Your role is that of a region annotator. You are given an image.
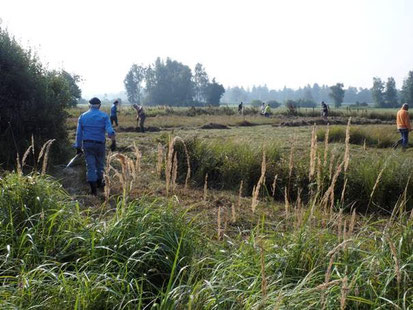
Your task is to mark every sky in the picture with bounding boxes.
[2,0,413,98]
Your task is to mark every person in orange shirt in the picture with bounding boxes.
[393,103,411,150]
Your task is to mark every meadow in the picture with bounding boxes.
[0,105,412,309]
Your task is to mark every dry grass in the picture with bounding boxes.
[203,173,208,201]
[309,124,317,181]
[165,136,191,195]
[251,150,266,213]
[343,117,351,173]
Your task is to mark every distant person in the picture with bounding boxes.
[238,102,243,114]
[264,104,271,117]
[74,97,116,195]
[133,104,146,133]
[321,101,329,119]
[110,100,119,126]
[393,103,411,150]
[261,102,265,115]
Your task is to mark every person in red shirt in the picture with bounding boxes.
[393,103,411,150]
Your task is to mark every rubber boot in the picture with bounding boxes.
[97,179,105,190]
[89,181,97,196]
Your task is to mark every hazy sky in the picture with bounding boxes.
[2,0,413,97]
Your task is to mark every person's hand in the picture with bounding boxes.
[110,140,117,152]
[76,148,83,155]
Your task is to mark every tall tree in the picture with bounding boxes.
[371,77,385,107]
[204,78,225,106]
[329,83,345,108]
[384,77,398,108]
[401,71,413,105]
[59,70,82,107]
[145,58,193,106]
[0,27,70,166]
[124,64,145,104]
[193,63,209,103]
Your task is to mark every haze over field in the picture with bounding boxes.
[2,0,413,97]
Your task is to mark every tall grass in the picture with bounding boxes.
[0,171,411,308]
[172,136,413,212]
[0,173,199,309]
[317,125,399,148]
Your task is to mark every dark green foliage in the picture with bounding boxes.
[372,77,386,108]
[267,100,280,108]
[285,100,298,115]
[204,78,225,106]
[329,83,345,108]
[60,70,82,107]
[145,58,194,106]
[0,28,71,167]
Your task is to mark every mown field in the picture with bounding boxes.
[1,106,412,309]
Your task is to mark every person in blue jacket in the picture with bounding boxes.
[110,100,119,126]
[74,97,116,195]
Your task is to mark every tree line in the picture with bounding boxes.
[222,71,413,109]
[124,58,225,107]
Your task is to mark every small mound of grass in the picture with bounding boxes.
[201,123,230,129]
[236,120,257,127]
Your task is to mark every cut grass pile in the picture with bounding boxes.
[0,173,412,309]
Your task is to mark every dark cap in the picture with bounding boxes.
[89,97,101,105]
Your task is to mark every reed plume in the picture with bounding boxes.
[251,149,266,213]
[41,139,55,175]
[386,236,401,287]
[340,276,349,310]
[21,145,33,170]
[309,123,317,181]
[271,174,278,197]
[343,117,351,173]
[203,173,208,201]
[172,152,178,192]
[165,136,191,195]
[284,187,290,219]
[231,203,236,223]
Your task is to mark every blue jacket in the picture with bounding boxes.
[75,107,115,148]
[111,104,117,117]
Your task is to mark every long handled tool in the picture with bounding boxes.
[65,153,82,169]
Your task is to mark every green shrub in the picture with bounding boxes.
[0,28,76,167]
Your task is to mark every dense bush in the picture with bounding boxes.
[0,28,76,167]
[267,99,281,108]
